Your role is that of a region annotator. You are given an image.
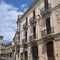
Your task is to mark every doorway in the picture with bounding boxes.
[24,51,28,60]
[31,45,38,60]
[47,41,55,60]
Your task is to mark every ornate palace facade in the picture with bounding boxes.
[13,0,60,60]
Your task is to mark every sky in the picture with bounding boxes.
[0,0,34,44]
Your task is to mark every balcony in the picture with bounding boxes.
[22,39,27,44]
[0,56,12,60]
[30,17,37,24]
[14,38,20,46]
[40,4,51,16]
[41,27,54,39]
[15,41,20,46]
[14,35,20,46]
[0,51,6,54]
[23,23,28,29]
[29,35,37,43]
[17,31,20,34]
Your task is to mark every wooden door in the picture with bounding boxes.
[47,42,55,60]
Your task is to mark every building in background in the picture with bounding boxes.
[0,36,13,60]
[0,36,3,58]
[4,41,13,60]
[15,0,60,60]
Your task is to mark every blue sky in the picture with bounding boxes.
[0,0,34,44]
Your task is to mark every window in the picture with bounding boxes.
[10,53,12,57]
[33,10,35,19]
[31,45,38,59]
[44,0,49,10]
[21,53,23,60]
[33,26,36,39]
[24,45,28,60]
[18,35,20,42]
[29,26,36,38]
[17,23,20,32]
[18,49,20,58]
[25,31,27,42]
[22,31,27,42]
[24,51,28,60]
[26,17,28,25]
[46,17,51,34]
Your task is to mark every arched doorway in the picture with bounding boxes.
[47,41,55,60]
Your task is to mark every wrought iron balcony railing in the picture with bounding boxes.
[41,27,54,38]
[15,40,20,46]
[23,23,28,29]
[30,17,37,24]
[29,35,37,42]
[22,38,27,44]
[40,4,51,16]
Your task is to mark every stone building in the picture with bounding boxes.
[0,36,3,59]
[0,37,13,60]
[14,0,60,60]
[12,31,20,60]
[4,41,13,60]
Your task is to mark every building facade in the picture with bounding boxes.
[4,42,13,60]
[13,32,20,60]
[0,36,3,59]
[15,0,60,60]
[0,39,13,60]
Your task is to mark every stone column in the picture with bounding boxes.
[38,40,45,60]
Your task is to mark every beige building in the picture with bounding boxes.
[13,31,20,60]
[4,41,13,60]
[14,0,60,60]
[0,36,3,57]
[0,39,13,60]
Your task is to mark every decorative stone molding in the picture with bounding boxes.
[55,8,60,24]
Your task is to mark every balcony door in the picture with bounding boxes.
[33,26,36,39]
[44,0,49,10]
[46,17,51,34]
[47,41,55,60]
[33,10,35,19]
[25,31,27,42]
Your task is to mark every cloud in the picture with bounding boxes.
[0,1,23,44]
[21,3,27,9]
[20,3,28,12]
[24,8,28,12]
